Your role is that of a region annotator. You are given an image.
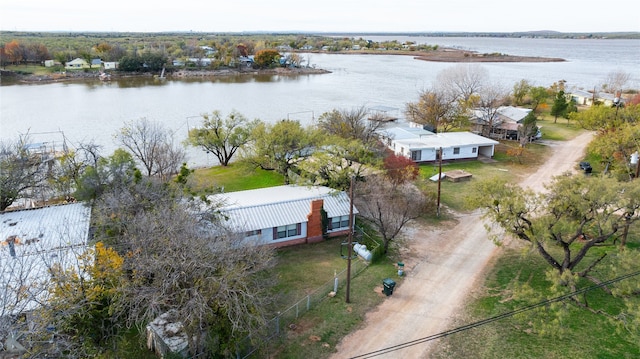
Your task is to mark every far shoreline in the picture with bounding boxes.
[2,47,564,84]
[306,47,565,63]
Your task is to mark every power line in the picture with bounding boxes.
[349,270,640,359]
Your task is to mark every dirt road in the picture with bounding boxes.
[330,131,594,359]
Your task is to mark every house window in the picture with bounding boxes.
[472,147,477,154]
[453,147,460,155]
[275,224,301,239]
[411,150,421,161]
[330,215,350,230]
[246,229,262,237]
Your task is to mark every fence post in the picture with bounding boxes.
[307,295,311,311]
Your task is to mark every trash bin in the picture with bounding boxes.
[382,278,396,296]
[397,262,405,276]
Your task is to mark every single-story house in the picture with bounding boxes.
[378,125,499,163]
[186,57,212,67]
[207,185,357,248]
[1,203,91,317]
[471,106,536,141]
[570,89,620,107]
[65,58,89,69]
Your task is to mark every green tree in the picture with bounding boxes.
[528,85,549,112]
[517,110,539,146]
[0,136,45,211]
[468,174,640,336]
[571,104,640,178]
[47,242,125,350]
[296,137,374,190]
[243,120,319,184]
[117,55,143,72]
[140,51,167,72]
[253,49,280,68]
[186,110,258,166]
[512,79,531,106]
[405,87,462,133]
[550,90,569,123]
[74,149,138,201]
[467,174,640,295]
[317,106,383,145]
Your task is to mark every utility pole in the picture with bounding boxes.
[437,147,443,217]
[346,176,355,303]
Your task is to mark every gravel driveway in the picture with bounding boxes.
[330,131,594,359]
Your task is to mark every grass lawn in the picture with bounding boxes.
[265,236,400,359]
[431,243,640,359]
[191,163,284,192]
[536,115,584,141]
[418,141,551,212]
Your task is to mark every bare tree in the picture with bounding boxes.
[90,179,277,357]
[0,136,46,211]
[114,118,185,180]
[355,175,430,254]
[602,70,631,93]
[436,64,488,102]
[473,82,510,138]
[317,106,383,146]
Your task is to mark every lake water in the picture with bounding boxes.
[1,36,638,168]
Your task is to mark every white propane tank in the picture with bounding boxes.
[353,243,372,261]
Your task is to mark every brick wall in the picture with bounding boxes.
[306,199,324,243]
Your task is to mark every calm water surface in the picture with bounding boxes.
[1,37,638,167]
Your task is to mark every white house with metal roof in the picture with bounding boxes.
[1,203,92,317]
[378,125,499,163]
[208,185,357,248]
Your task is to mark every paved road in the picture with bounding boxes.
[330,131,594,359]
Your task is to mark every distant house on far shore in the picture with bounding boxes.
[65,58,89,69]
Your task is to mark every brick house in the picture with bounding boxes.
[208,185,357,248]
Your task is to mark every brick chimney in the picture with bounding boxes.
[306,199,324,243]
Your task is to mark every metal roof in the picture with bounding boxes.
[1,203,91,252]
[209,185,357,232]
[379,126,435,140]
[498,106,531,123]
[1,203,92,315]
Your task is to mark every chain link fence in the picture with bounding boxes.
[238,227,379,358]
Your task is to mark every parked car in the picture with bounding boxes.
[580,161,592,173]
